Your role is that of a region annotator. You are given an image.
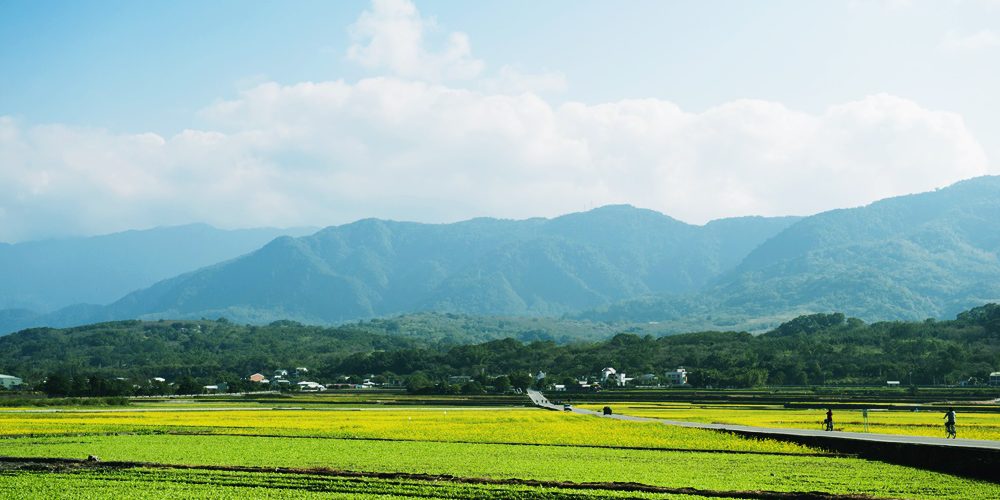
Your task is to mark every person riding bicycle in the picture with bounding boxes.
[824,408,834,431]
[944,408,956,438]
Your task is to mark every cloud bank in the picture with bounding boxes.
[0,0,992,242]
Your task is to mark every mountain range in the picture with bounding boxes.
[3,176,1000,335]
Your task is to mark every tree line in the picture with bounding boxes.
[1,304,997,396]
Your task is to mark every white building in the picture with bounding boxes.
[664,368,688,386]
[990,372,1000,386]
[600,367,617,382]
[0,374,23,389]
[297,381,326,392]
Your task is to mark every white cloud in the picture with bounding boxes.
[1,83,991,242]
[481,66,568,94]
[940,29,1000,51]
[0,1,993,242]
[347,0,484,81]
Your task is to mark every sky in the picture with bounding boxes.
[1,0,999,242]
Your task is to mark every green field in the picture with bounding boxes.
[0,395,997,498]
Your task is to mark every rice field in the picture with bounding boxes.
[0,397,997,499]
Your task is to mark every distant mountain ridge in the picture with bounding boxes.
[0,207,799,333]
[0,224,315,323]
[580,176,1000,328]
[4,175,1000,336]
[91,206,799,326]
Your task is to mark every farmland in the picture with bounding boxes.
[0,395,998,498]
[577,402,1000,441]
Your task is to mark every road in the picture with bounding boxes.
[527,389,1000,451]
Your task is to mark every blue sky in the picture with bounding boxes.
[1,0,999,242]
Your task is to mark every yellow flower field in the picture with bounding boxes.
[0,407,814,454]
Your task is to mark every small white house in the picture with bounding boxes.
[553,384,566,391]
[990,372,1000,386]
[0,374,23,389]
[296,381,326,392]
[887,380,901,387]
[600,367,617,382]
[664,368,688,386]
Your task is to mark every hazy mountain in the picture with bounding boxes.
[8,176,1000,336]
[7,207,798,332]
[0,224,316,313]
[580,176,1000,329]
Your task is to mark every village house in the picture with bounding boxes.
[203,382,229,393]
[296,381,325,392]
[248,373,269,383]
[664,368,688,386]
[990,372,1000,386]
[600,367,630,386]
[0,374,23,389]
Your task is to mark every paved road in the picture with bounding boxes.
[527,391,1000,451]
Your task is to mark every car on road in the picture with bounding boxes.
[563,404,573,411]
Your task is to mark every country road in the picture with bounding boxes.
[527,389,1000,450]
[526,389,1000,482]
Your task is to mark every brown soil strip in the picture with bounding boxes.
[0,456,892,500]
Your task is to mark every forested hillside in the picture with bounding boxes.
[4,177,1000,335]
[579,176,1000,328]
[2,305,997,391]
[10,207,797,331]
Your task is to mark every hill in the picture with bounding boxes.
[12,207,798,331]
[578,176,1000,329]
